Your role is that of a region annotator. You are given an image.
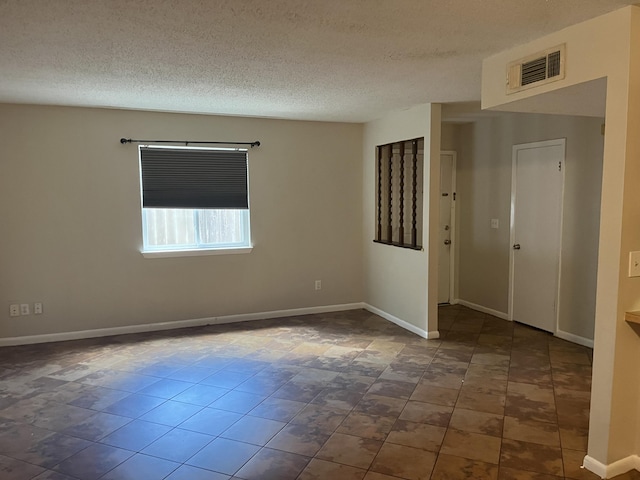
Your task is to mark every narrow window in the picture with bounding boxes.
[374,138,423,249]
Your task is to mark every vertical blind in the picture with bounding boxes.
[374,138,423,250]
[140,146,249,209]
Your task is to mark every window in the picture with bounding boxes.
[374,137,424,250]
[139,145,251,256]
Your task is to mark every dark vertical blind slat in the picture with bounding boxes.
[387,144,393,242]
[398,142,405,245]
[377,146,382,242]
[411,140,418,248]
[140,147,248,209]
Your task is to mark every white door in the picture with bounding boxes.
[438,152,456,304]
[510,139,565,333]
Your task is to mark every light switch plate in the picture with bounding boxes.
[629,251,640,277]
[491,219,499,229]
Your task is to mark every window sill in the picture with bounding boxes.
[141,246,253,258]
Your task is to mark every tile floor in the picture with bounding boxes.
[0,305,637,480]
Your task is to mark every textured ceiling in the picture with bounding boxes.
[0,0,634,122]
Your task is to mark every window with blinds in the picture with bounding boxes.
[139,145,251,254]
[374,138,424,250]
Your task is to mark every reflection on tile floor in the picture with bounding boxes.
[0,305,638,479]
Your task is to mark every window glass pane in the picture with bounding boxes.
[143,208,249,250]
[144,208,195,247]
[198,209,247,245]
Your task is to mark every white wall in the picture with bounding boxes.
[0,104,364,339]
[362,104,441,337]
[455,113,604,341]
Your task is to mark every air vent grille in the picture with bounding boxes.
[521,56,547,86]
[547,50,561,78]
[507,44,565,94]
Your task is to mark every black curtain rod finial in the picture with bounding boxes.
[120,138,132,144]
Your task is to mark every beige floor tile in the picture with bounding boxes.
[500,439,564,477]
[399,400,453,426]
[363,472,402,480]
[559,426,589,451]
[471,352,511,367]
[298,458,366,480]
[410,384,460,406]
[508,367,554,388]
[463,377,509,396]
[234,447,309,480]
[431,453,499,480]
[265,424,330,456]
[290,404,350,432]
[456,387,506,415]
[316,432,381,469]
[440,429,502,464]
[336,412,396,440]
[354,394,407,417]
[385,419,446,452]
[449,408,504,436]
[508,382,556,403]
[466,363,509,380]
[549,351,592,366]
[503,416,560,446]
[370,442,437,480]
[498,467,563,479]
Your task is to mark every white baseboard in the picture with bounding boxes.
[363,304,439,340]
[0,303,366,347]
[583,453,640,478]
[555,329,594,348]
[455,299,510,320]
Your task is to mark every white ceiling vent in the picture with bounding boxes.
[507,45,565,94]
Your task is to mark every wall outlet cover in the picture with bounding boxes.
[629,251,640,277]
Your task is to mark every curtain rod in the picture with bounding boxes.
[120,138,261,148]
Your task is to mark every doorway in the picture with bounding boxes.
[438,151,456,304]
[509,139,565,333]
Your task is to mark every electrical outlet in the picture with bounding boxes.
[315,280,322,290]
[9,304,20,317]
[20,304,30,315]
[491,218,499,229]
[34,303,43,315]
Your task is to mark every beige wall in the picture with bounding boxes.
[441,122,458,151]
[456,117,511,314]
[455,113,604,341]
[482,5,640,472]
[362,104,441,336]
[0,104,364,339]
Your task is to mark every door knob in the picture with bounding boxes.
[513,244,521,250]
[444,239,451,245]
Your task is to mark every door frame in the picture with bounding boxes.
[508,139,566,331]
[439,150,457,304]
